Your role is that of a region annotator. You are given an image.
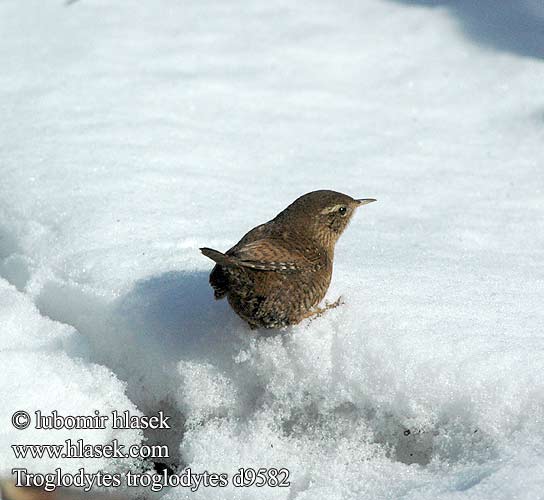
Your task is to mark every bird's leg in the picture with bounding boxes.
[324,295,344,310]
[301,296,344,322]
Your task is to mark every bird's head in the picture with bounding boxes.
[275,190,376,248]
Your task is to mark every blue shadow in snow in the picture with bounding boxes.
[390,0,544,59]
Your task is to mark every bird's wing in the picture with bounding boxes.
[228,238,324,272]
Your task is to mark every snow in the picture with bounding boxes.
[1,0,544,498]
[0,279,144,475]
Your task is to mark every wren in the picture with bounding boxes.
[200,190,376,329]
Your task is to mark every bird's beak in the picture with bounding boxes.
[356,198,377,206]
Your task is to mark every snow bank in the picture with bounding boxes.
[1,0,543,498]
[0,279,143,476]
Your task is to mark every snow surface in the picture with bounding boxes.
[1,0,544,498]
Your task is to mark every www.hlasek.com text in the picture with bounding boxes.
[12,438,169,460]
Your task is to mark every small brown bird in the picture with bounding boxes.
[200,190,376,329]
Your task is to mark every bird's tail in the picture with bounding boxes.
[200,247,235,267]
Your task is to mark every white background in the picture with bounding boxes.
[1,1,543,498]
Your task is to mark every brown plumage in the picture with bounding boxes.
[200,190,376,329]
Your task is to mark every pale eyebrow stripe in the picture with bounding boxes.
[320,204,344,214]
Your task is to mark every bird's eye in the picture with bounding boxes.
[338,206,347,216]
